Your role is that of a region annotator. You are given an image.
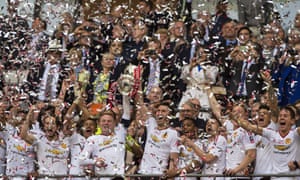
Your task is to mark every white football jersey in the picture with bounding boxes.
[33,134,70,176]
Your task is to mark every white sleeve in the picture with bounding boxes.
[293,128,300,139]
[209,136,227,158]
[146,116,157,131]
[78,137,96,166]
[241,130,256,150]
[169,131,179,153]
[262,128,276,140]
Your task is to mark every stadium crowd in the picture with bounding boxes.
[0,0,300,179]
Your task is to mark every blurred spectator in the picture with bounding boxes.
[260,26,282,73]
[237,0,274,37]
[179,45,219,119]
[136,0,155,36]
[92,53,115,105]
[168,19,191,65]
[211,0,231,36]
[122,22,148,63]
[277,42,300,106]
[35,39,67,102]
[237,26,253,46]
[228,43,263,100]
[213,20,238,90]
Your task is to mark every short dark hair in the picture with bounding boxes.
[237,26,252,37]
[37,104,56,127]
[158,100,174,115]
[182,117,197,125]
[281,106,296,120]
[259,104,270,111]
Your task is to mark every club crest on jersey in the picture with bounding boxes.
[285,138,291,145]
[162,132,168,139]
[61,143,67,149]
[186,147,193,152]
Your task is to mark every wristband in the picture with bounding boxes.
[294,161,300,169]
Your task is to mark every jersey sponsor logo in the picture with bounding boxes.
[233,131,238,137]
[151,132,169,143]
[99,139,113,146]
[48,148,64,155]
[148,140,160,148]
[99,144,117,152]
[273,144,291,151]
[273,137,293,151]
[151,134,160,143]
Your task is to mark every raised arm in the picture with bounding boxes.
[260,70,279,123]
[20,107,37,145]
[206,87,224,124]
[74,96,90,120]
[231,114,264,136]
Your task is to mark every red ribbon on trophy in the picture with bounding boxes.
[129,64,141,98]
